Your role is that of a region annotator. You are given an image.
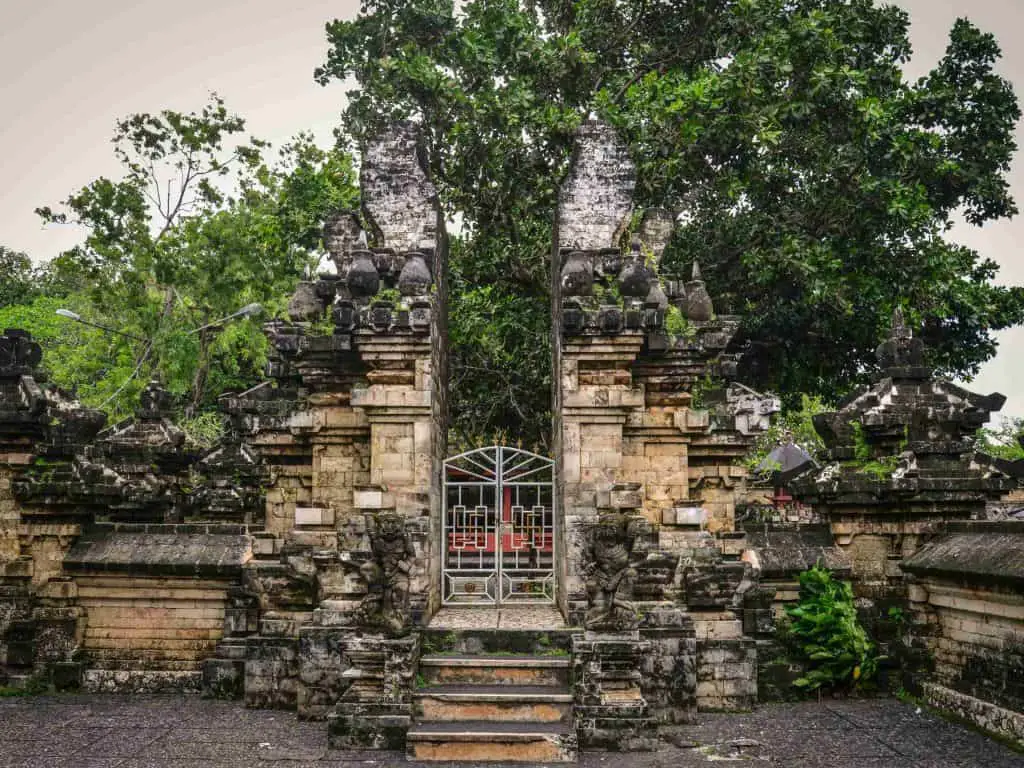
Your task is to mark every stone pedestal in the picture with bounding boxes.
[572,631,656,750]
[327,632,420,750]
[639,607,698,727]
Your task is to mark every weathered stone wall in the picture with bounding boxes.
[76,575,230,673]
[551,121,780,729]
[901,522,1024,745]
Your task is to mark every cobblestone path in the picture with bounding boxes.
[0,693,1020,767]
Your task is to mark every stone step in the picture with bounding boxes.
[414,684,573,723]
[422,627,574,656]
[420,654,570,686]
[406,720,578,762]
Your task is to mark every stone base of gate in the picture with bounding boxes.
[325,632,420,750]
[573,607,698,751]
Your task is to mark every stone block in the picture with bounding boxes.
[667,507,706,527]
[202,658,245,699]
[295,506,334,526]
[354,487,384,509]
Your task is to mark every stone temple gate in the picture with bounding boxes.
[5,116,1023,759]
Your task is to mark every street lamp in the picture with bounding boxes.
[187,303,263,335]
[55,302,265,408]
[55,303,263,339]
[54,309,146,342]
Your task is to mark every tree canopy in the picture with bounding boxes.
[4,94,358,421]
[317,0,1023,447]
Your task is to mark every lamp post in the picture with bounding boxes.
[186,303,263,335]
[55,303,263,339]
[53,309,146,342]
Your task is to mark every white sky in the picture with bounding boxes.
[0,0,1021,419]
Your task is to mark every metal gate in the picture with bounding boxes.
[442,446,556,605]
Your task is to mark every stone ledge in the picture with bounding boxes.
[901,523,1024,588]
[82,669,201,694]
[64,528,251,578]
[923,681,1024,749]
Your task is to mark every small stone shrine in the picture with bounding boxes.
[788,308,1018,600]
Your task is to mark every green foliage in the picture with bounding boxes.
[0,247,38,308]
[448,229,552,450]
[20,95,358,420]
[180,411,226,450]
[319,0,1024,439]
[842,421,907,479]
[786,565,879,691]
[664,304,694,341]
[976,417,1024,461]
[744,393,828,473]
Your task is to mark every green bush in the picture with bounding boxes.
[786,565,878,692]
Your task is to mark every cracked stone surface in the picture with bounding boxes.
[428,606,566,629]
[1,694,1021,767]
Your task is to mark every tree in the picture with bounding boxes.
[0,247,37,308]
[317,0,1023,444]
[22,95,358,418]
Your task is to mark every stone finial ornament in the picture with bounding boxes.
[346,232,381,298]
[323,211,364,277]
[359,512,415,636]
[617,237,654,299]
[137,380,174,419]
[557,118,636,251]
[684,260,714,321]
[560,251,595,297]
[875,306,925,370]
[583,512,642,631]
[0,328,42,376]
[397,252,431,296]
[360,121,438,254]
[637,207,675,268]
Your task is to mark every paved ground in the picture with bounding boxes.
[0,693,1020,767]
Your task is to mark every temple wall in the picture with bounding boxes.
[901,522,1024,746]
[77,575,230,673]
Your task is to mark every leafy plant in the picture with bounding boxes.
[180,411,226,450]
[786,565,879,692]
[665,304,694,341]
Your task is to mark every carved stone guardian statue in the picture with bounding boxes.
[583,512,642,631]
[359,512,415,635]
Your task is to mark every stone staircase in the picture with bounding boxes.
[406,612,578,762]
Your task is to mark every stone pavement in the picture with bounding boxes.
[0,693,1021,768]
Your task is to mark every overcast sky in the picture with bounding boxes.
[1,0,1021,419]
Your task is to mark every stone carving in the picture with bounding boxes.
[287,282,323,322]
[0,329,42,376]
[875,306,925,370]
[324,210,363,277]
[359,513,415,635]
[583,512,642,630]
[360,121,438,254]
[557,118,636,251]
[637,208,675,267]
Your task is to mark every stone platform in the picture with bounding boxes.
[1,693,1021,767]
[427,606,567,630]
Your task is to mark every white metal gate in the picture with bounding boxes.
[442,446,556,605]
